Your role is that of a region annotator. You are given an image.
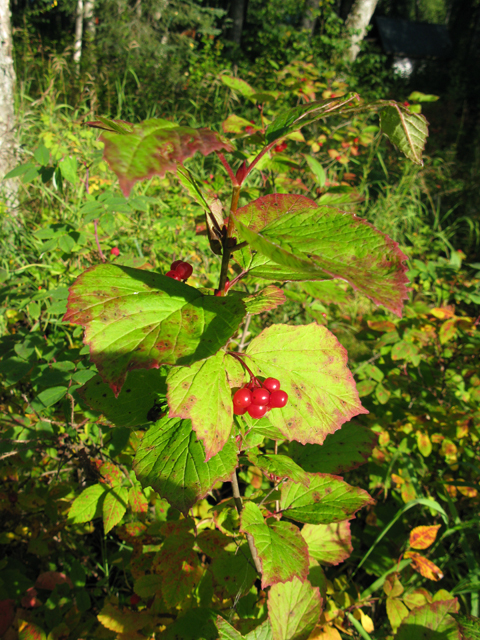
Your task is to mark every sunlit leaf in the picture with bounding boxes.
[396,599,461,640]
[68,484,107,524]
[409,525,441,550]
[379,104,428,165]
[268,577,322,640]
[301,521,353,565]
[404,552,444,581]
[243,285,286,315]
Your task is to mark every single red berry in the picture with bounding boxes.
[263,378,280,392]
[171,259,182,270]
[269,390,288,408]
[130,594,141,606]
[233,388,252,408]
[175,262,193,280]
[233,404,248,416]
[166,270,182,280]
[252,388,270,405]
[111,247,120,256]
[248,404,268,419]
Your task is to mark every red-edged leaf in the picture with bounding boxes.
[301,521,353,565]
[268,577,322,640]
[243,285,286,315]
[246,324,367,446]
[395,599,461,640]
[64,263,245,396]
[240,502,309,588]
[409,525,441,550]
[233,194,409,316]
[91,118,233,196]
[404,552,444,581]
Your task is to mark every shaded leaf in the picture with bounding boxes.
[97,601,152,633]
[451,613,480,640]
[409,525,441,550]
[18,621,47,640]
[379,104,428,165]
[161,608,218,640]
[268,577,322,640]
[64,263,245,396]
[395,600,461,640]
[216,618,273,640]
[133,417,237,514]
[167,350,243,460]
[240,502,309,588]
[35,572,73,590]
[289,423,377,474]
[305,155,326,188]
[233,194,409,316]
[211,543,257,598]
[254,454,309,486]
[404,552,444,581]
[301,521,353,565]
[280,474,374,524]
[222,115,262,135]
[221,76,257,99]
[246,324,368,445]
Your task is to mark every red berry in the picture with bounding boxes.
[175,262,193,280]
[269,390,288,408]
[171,259,182,270]
[248,404,268,419]
[252,388,270,405]
[263,378,280,392]
[111,247,120,256]
[233,405,248,416]
[130,594,141,605]
[166,270,182,280]
[233,388,252,408]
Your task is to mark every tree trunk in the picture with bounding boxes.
[73,0,84,70]
[302,0,318,35]
[0,0,17,204]
[344,0,379,62]
[228,0,246,46]
[84,0,95,42]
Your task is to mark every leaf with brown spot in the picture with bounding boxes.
[64,263,245,396]
[243,285,286,315]
[395,599,461,640]
[301,521,353,565]
[409,525,441,550]
[246,324,368,446]
[405,552,444,581]
[167,350,243,460]
[268,576,322,640]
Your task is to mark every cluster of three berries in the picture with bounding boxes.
[233,378,288,419]
[166,260,193,281]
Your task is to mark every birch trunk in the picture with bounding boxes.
[73,0,84,69]
[0,0,17,204]
[302,0,318,35]
[345,0,378,62]
[84,0,95,42]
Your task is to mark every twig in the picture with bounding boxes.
[238,314,252,352]
[230,471,262,574]
[93,219,106,263]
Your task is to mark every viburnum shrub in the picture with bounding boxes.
[62,95,454,638]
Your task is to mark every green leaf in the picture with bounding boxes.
[93,118,234,196]
[408,91,439,103]
[240,502,309,588]
[451,613,480,640]
[233,194,409,316]
[380,105,428,165]
[216,618,273,640]
[134,574,163,598]
[58,156,78,184]
[254,454,309,486]
[395,600,461,640]
[304,155,326,188]
[268,577,322,640]
[133,417,238,514]
[265,94,359,144]
[222,114,261,135]
[161,608,218,640]
[167,351,243,461]
[301,521,353,565]
[289,423,377,475]
[34,144,50,166]
[35,386,68,408]
[280,474,374,524]
[246,324,367,445]
[64,263,245,396]
[103,486,128,533]
[221,76,256,100]
[243,285,286,315]
[211,543,257,597]
[79,368,168,427]
[68,484,107,523]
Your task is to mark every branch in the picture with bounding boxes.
[230,470,263,575]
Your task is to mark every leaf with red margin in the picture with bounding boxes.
[300,521,353,565]
[63,263,245,396]
[89,117,234,197]
[132,416,237,514]
[233,193,409,316]
[268,577,322,640]
[246,324,368,446]
[166,350,244,461]
[280,474,374,525]
[216,617,273,640]
[288,424,377,474]
[409,525,441,550]
[404,552,444,581]
[243,285,286,315]
[240,502,309,588]
[395,600,461,640]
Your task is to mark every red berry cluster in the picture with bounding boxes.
[166,260,193,282]
[233,377,288,419]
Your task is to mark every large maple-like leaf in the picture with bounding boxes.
[246,324,367,445]
[233,193,409,316]
[289,423,377,474]
[89,117,234,197]
[268,577,322,640]
[166,350,244,460]
[64,263,245,395]
[132,417,237,514]
[280,474,374,524]
[240,502,309,588]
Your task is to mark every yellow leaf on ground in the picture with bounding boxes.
[309,625,343,640]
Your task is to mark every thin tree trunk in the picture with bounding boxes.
[344,0,379,62]
[84,0,95,42]
[229,0,246,46]
[0,0,18,205]
[302,0,318,35]
[73,0,84,70]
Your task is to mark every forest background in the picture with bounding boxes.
[0,0,480,639]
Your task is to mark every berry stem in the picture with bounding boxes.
[216,151,239,186]
[227,351,259,386]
